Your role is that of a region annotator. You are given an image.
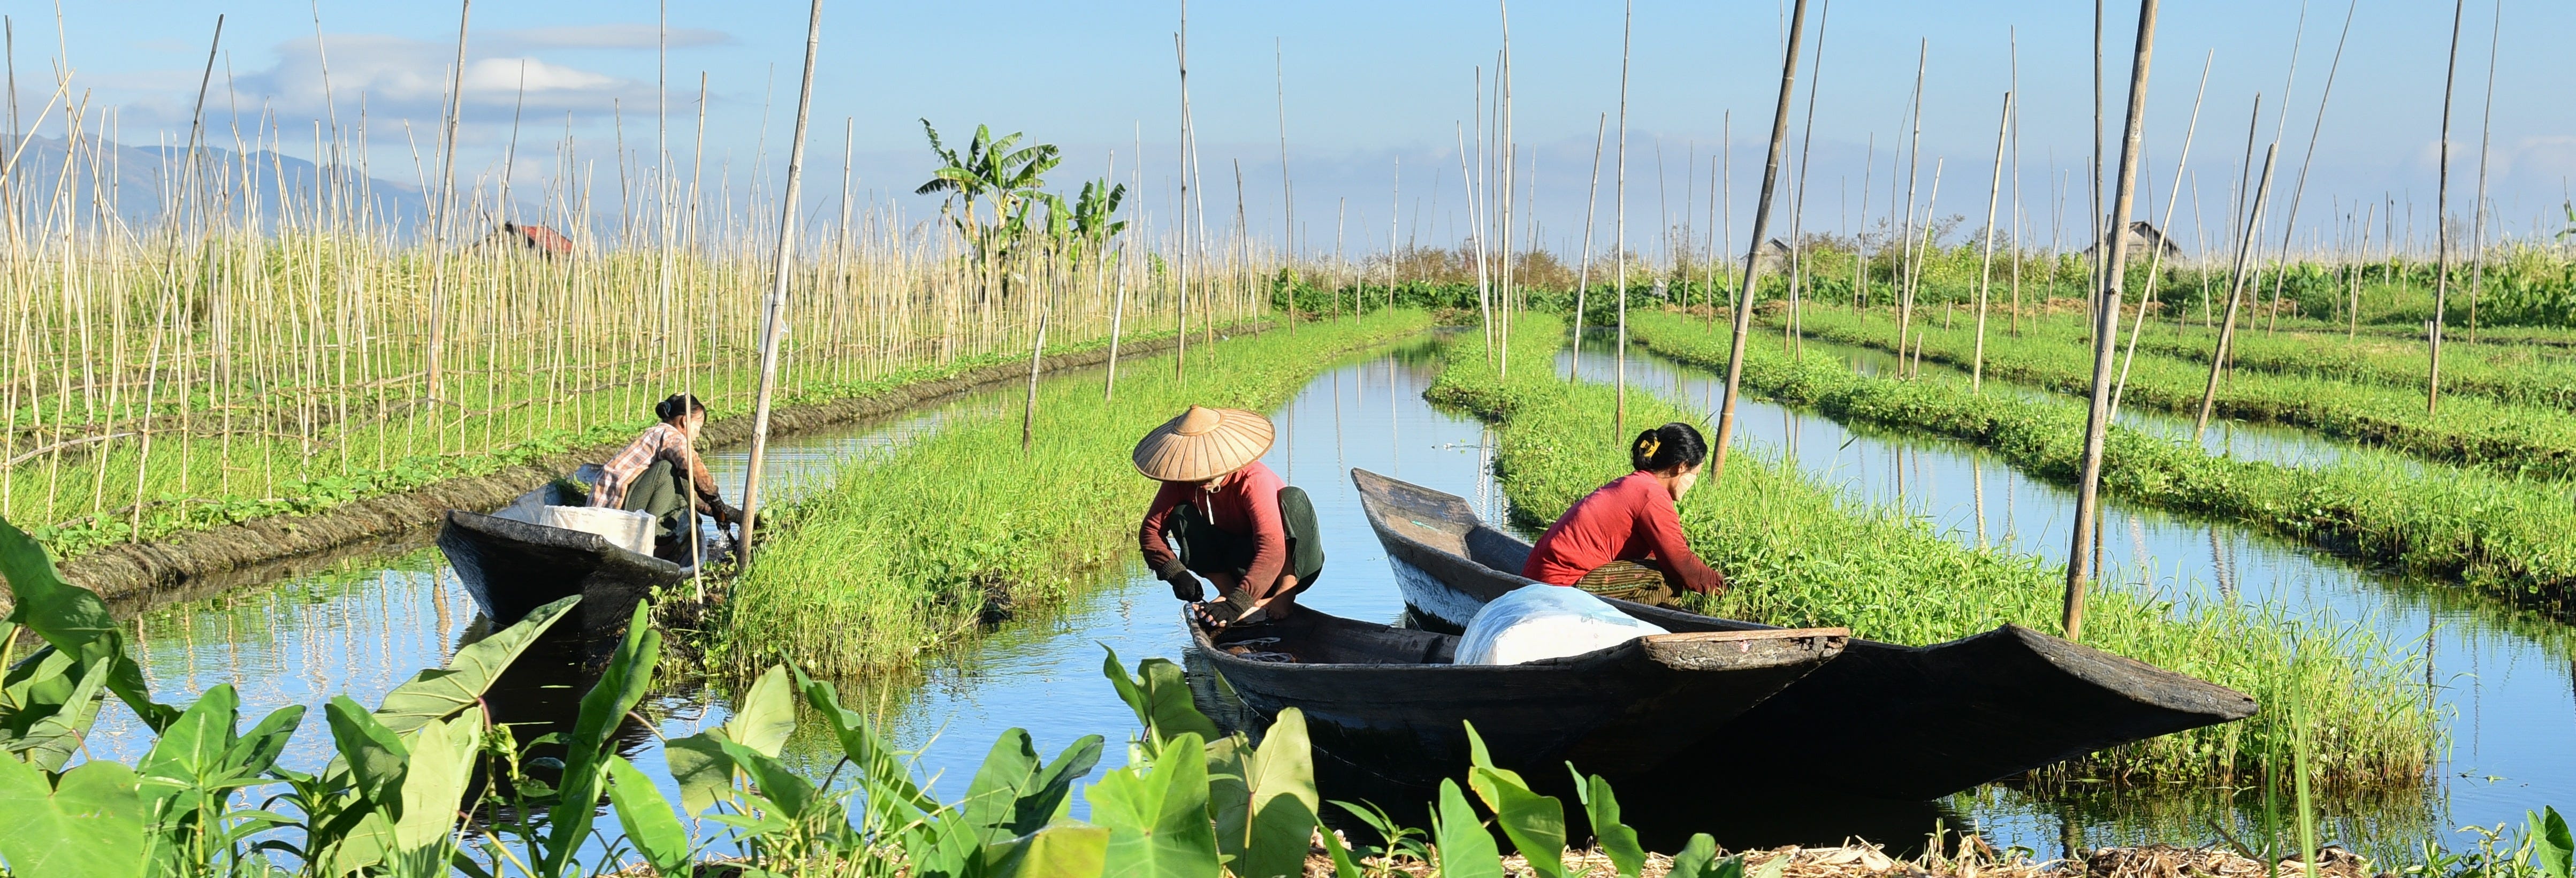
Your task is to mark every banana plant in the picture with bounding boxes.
[916,120,1063,266]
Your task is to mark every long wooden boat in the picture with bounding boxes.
[1350,468,2258,801]
[437,465,682,631]
[1190,605,1848,790]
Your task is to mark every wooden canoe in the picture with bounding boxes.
[1350,467,2258,801]
[1190,606,1848,790]
[436,465,681,631]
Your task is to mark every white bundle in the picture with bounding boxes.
[535,505,657,556]
[1454,584,1668,666]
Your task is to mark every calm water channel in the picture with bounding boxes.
[80,331,2575,864]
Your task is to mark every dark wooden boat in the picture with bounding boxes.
[1190,606,1848,790]
[1350,467,2259,801]
[437,465,682,631]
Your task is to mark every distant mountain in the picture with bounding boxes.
[2,134,430,235]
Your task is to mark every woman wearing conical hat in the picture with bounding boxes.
[1135,406,1324,629]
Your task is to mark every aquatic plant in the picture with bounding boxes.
[1432,314,2439,789]
[1633,309,2576,619]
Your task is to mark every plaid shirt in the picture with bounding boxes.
[591,423,722,509]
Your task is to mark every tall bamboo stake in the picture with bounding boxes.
[2065,0,2160,643]
[2262,0,2358,337]
[1708,0,1809,478]
[2112,53,2212,418]
[2195,143,2276,439]
[1174,4,1193,381]
[1971,91,2012,394]
[1785,0,1831,359]
[2429,0,2464,414]
[1568,113,1606,381]
[2465,0,2499,343]
[1893,44,1926,363]
[734,0,823,564]
[424,0,470,407]
[1613,0,1632,436]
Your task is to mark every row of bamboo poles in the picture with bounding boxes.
[0,92,1285,551]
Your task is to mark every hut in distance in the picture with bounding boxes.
[2083,220,2184,262]
[479,222,576,258]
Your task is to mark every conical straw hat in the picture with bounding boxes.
[1133,406,1275,482]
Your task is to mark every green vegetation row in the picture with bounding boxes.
[5,513,1818,878]
[1630,309,2576,619]
[2096,316,2576,416]
[715,312,1434,676]
[1784,306,2576,482]
[1427,314,2436,790]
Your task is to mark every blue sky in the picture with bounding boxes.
[27,0,2576,257]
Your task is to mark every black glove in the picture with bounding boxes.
[1157,558,1203,602]
[711,500,744,528]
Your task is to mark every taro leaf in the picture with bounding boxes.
[717,738,817,820]
[1100,646,1217,749]
[325,696,411,806]
[1432,778,1504,878]
[219,705,307,784]
[963,729,1045,849]
[540,600,659,876]
[986,823,1112,878]
[1316,819,1365,878]
[722,665,796,757]
[606,755,694,877]
[1569,767,1645,878]
[138,683,240,785]
[393,715,479,855]
[662,731,734,817]
[1091,731,1221,878]
[0,518,176,730]
[5,648,112,771]
[0,755,148,878]
[1469,764,1566,878]
[1235,709,1320,878]
[2536,806,2573,878]
[1667,835,1742,878]
[1020,735,1104,836]
[369,595,577,734]
[797,667,936,815]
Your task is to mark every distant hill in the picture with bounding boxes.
[2,134,431,236]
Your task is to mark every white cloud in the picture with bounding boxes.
[230,34,649,126]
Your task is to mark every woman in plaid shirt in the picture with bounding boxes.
[591,394,741,558]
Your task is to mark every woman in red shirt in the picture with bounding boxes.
[1520,422,1728,602]
[1134,406,1325,629]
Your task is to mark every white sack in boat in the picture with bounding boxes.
[536,506,656,556]
[1455,584,1667,665]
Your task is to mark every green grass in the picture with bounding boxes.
[1431,312,2437,789]
[714,311,1434,675]
[1783,306,2576,482]
[1633,309,2576,616]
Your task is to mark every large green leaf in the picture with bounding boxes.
[1569,768,1645,878]
[393,715,478,855]
[0,518,176,730]
[963,728,1045,848]
[1091,731,1220,878]
[987,824,1111,878]
[5,650,111,771]
[606,755,694,877]
[137,684,239,784]
[1100,647,1217,749]
[797,668,935,815]
[1667,835,1742,878]
[1432,778,1503,878]
[1462,723,1564,878]
[540,600,660,876]
[2536,806,2573,878]
[0,756,148,878]
[1233,709,1320,878]
[722,665,797,757]
[1023,735,1105,834]
[717,738,817,820]
[326,696,411,806]
[369,595,578,734]
[661,731,733,817]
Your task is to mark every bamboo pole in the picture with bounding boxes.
[2112,54,2212,419]
[734,0,823,564]
[2262,0,2359,337]
[1613,0,1632,437]
[1893,44,1926,365]
[1173,6,1192,381]
[2066,0,2159,644]
[1709,0,1809,478]
[1785,0,1831,359]
[2465,0,2499,344]
[2194,143,2277,439]
[1971,91,2011,394]
[1569,113,1605,381]
[424,0,470,405]
[2429,0,2465,414]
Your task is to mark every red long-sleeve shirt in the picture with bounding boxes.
[1137,461,1289,587]
[1520,471,1727,594]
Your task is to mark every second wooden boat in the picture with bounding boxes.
[1351,467,2258,801]
[437,465,683,632]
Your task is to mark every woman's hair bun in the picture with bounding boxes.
[1630,422,1708,472]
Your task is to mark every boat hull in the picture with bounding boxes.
[437,469,682,631]
[1191,608,1846,789]
[1350,467,2257,800]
